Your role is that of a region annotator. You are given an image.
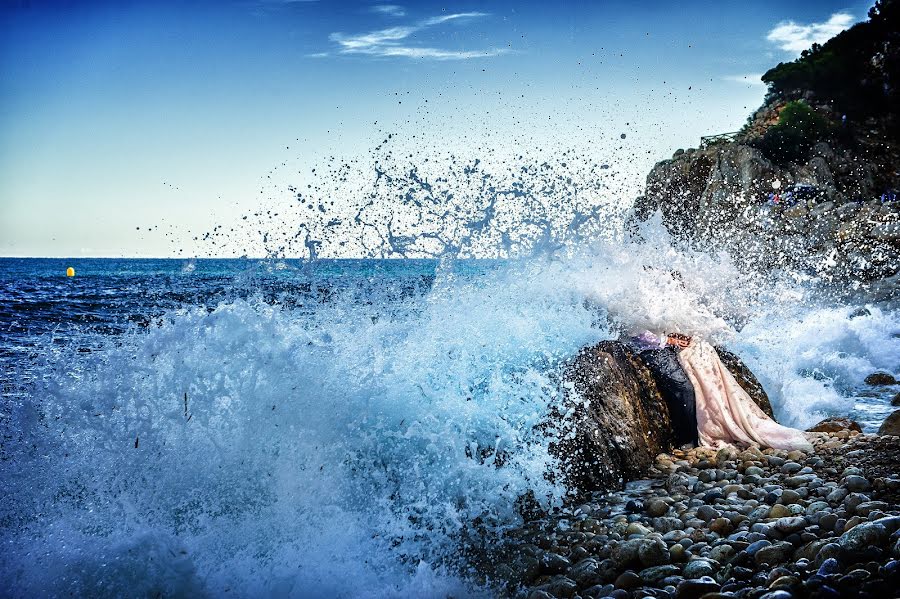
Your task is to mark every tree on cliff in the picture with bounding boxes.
[762,0,899,125]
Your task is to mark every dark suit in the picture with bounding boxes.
[639,346,699,447]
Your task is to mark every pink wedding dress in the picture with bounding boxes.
[676,339,813,451]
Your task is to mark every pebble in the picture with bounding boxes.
[506,432,900,599]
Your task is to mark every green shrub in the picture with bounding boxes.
[753,101,834,164]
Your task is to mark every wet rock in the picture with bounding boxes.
[755,541,795,565]
[675,576,720,599]
[843,475,870,492]
[807,417,863,433]
[682,559,716,579]
[774,516,808,534]
[638,564,680,585]
[865,372,898,386]
[839,520,888,560]
[645,498,670,518]
[614,570,641,590]
[553,342,679,493]
[639,538,670,567]
[878,410,900,436]
[540,552,571,575]
[532,575,578,598]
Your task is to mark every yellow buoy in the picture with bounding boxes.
[66,267,75,277]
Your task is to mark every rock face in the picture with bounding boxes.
[550,341,776,494]
[631,127,900,301]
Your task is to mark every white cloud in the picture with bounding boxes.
[371,4,406,17]
[327,11,506,60]
[766,12,855,54]
[722,73,765,86]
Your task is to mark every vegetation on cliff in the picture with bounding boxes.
[762,0,899,123]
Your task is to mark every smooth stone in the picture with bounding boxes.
[682,559,716,579]
[626,522,652,536]
[839,520,888,559]
[775,516,808,534]
[779,489,802,505]
[638,564,680,585]
[843,475,870,492]
[709,517,733,535]
[769,504,792,519]
[646,498,670,518]
[708,544,735,564]
[697,505,722,522]
[540,552,571,574]
[855,501,889,517]
[806,501,830,516]
[639,538,670,567]
[826,487,848,504]
[746,539,772,555]
[652,516,685,533]
[755,541,794,565]
[819,513,838,532]
[614,570,641,590]
[781,462,803,474]
[675,576,720,599]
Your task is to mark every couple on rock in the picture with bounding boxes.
[628,331,813,452]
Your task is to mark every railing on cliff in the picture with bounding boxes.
[700,131,741,146]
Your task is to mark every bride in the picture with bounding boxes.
[664,333,813,452]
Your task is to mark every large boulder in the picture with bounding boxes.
[549,341,775,495]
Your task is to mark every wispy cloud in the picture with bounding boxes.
[722,73,765,86]
[371,4,405,18]
[766,12,855,54]
[327,11,508,60]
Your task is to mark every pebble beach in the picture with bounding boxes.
[495,428,900,599]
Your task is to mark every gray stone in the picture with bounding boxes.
[638,564,680,585]
[754,541,794,565]
[774,516,807,534]
[675,576,720,599]
[682,559,716,579]
[838,520,888,556]
[843,475,870,492]
[696,505,720,522]
[638,538,670,567]
[645,498,669,518]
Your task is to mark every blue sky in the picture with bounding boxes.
[0,0,876,257]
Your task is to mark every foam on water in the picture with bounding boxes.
[2,258,607,597]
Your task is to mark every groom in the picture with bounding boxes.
[628,332,699,448]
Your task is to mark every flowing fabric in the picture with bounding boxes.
[676,339,813,451]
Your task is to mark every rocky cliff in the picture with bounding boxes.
[631,0,900,300]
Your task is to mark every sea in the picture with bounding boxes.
[1,253,898,597]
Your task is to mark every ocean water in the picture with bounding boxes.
[1,248,898,597]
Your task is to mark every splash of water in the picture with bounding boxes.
[3,144,898,597]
